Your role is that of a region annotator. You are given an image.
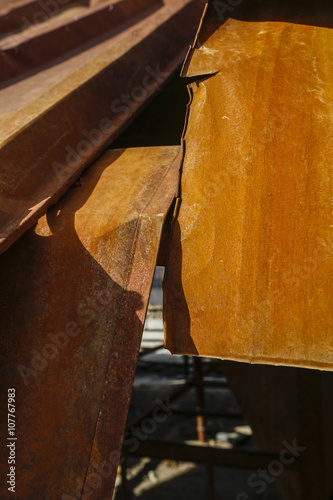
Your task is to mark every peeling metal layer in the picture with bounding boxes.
[164,13,333,369]
[0,0,205,255]
[0,145,181,499]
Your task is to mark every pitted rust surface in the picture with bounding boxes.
[0,0,205,255]
[0,146,181,499]
[164,13,333,369]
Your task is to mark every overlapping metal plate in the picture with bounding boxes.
[0,0,161,83]
[0,146,181,499]
[164,3,333,369]
[0,0,205,254]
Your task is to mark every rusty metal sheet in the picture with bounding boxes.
[0,0,90,40]
[0,0,161,84]
[188,0,333,45]
[0,0,205,255]
[164,13,333,369]
[0,145,181,499]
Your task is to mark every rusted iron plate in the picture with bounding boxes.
[0,0,161,84]
[0,145,181,499]
[189,0,333,48]
[164,15,333,369]
[0,0,205,255]
[0,0,89,38]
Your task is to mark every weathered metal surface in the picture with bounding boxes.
[190,0,333,45]
[0,145,181,499]
[0,0,89,39]
[164,11,333,369]
[0,0,205,255]
[0,0,161,84]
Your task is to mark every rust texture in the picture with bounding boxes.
[0,0,161,83]
[164,6,333,369]
[0,146,181,499]
[0,0,205,255]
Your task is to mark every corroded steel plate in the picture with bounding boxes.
[0,0,205,255]
[0,0,161,83]
[164,15,333,369]
[0,145,181,499]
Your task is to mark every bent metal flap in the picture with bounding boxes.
[164,12,333,370]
